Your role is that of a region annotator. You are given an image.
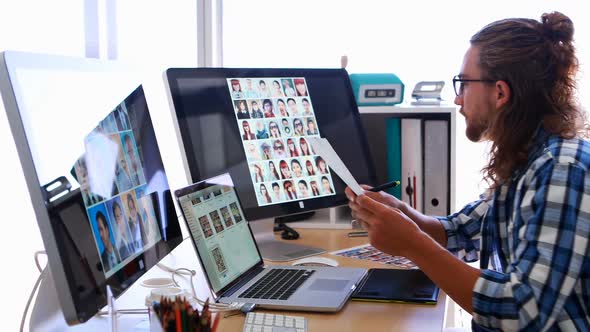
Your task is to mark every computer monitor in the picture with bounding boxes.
[0,51,183,325]
[164,68,375,260]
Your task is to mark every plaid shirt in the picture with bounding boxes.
[439,130,590,331]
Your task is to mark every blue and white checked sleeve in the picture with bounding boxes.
[471,159,590,331]
[437,199,489,263]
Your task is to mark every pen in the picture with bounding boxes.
[347,231,368,237]
[369,180,401,193]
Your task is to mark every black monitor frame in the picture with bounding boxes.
[164,68,377,223]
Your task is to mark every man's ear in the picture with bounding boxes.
[495,80,510,108]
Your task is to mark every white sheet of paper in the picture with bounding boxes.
[307,137,364,196]
[85,133,118,198]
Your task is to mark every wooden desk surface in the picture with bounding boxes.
[217,228,447,332]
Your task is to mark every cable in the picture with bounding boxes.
[20,251,47,332]
[97,308,148,316]
[157,263,243,312]
[170,267,198,298]
[157,262,194,276]
[170,267,240,312]
[34,251,46,273]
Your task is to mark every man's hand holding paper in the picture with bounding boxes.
[307,137,364,196]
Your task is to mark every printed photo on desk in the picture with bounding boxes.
[331,244,417,269]
[227,77,336,206]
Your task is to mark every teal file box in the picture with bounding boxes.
[349,73,404,106]
[386,118,402,199]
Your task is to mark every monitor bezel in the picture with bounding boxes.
[164,67,377,221]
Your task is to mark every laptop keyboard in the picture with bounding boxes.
[239,268,315,300]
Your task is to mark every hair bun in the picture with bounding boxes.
[541,11,574,43]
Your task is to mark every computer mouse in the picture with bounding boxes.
[291,256,339,267]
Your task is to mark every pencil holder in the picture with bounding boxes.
[149,296,219,332]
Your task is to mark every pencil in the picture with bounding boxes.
[181,298,187,332]
[211,313,221,332]
[413,174,417,210]
[175,300,181,332]
[201,298,211,332]
[186,306,194,332]
[347,231,368,238]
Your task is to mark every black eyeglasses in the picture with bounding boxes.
[452,75,495,96]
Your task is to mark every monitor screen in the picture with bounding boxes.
[165,68,376,221]
[0,51,182,325]
[175,173,261,295]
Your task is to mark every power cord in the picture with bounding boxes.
[33,251,46,273]
[156,262,245,313]
[20,251,48,332]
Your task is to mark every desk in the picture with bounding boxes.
[217,228,447,332]
[70,228,446,331]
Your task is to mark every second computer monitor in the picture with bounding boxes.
[0,51,183,325]
[165,68,376,222]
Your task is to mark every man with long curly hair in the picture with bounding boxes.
[347,12,589,331]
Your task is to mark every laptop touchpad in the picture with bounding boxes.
[308,279,348,291]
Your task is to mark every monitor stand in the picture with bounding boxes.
[29,268,147,331]
[250,216,325,262]
[29,268,71,331]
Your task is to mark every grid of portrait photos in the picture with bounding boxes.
[227,77,336,206]
[184,185,244,276]
[72,102,162,277]
[331,244,417,269]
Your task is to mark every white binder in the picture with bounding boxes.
[423,120,449,216]
[400,118,423,212]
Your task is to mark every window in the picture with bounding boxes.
[116,0,198,68]
[0,2,86,330]
[0,2,198,329]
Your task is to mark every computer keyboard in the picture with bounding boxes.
[242,312,308,332]
[239,268,315,300]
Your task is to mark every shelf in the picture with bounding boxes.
[292,105,457,229]
[360,105,457,215]
[359,104,456,114]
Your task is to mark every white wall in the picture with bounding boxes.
[114,0,199,192]
[0,1,197,330]
[0,2,85,330]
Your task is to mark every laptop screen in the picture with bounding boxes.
[176,173,261,293]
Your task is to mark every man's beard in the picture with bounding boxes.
[465,116,489,142]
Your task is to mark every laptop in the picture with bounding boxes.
[174,173,367,312]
